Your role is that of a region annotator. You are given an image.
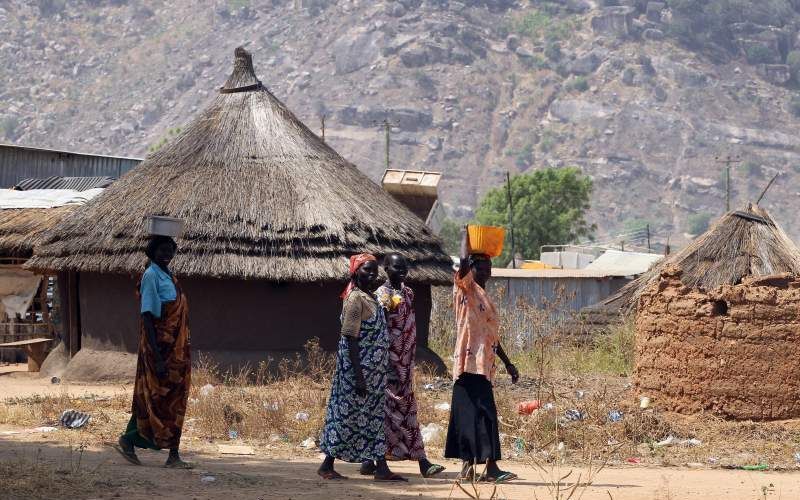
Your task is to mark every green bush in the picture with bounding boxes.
[787,50,800,80]
[568,76,589,92]
[789,94,800,117]
[687,213,711,235]
[545,42,562,62]
[745,44,777,64]
[515,144,534,168]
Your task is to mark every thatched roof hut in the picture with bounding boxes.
[28,47,451,284]
[606,204,800,311]
[0,206,75,260]
[630,204,800,419]
[28,48,452,378]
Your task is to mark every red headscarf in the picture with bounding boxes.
[341,253,377,300]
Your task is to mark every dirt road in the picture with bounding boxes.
[2,364,800,499]
[2,433,798,499]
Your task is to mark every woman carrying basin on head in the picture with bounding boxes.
[114,229,192,469]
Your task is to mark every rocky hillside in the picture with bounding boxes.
[3,0,800,246]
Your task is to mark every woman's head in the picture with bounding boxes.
[145,235,177,269]
[469,253,492,288]
[341,253,379,299]
[383,253,408,287]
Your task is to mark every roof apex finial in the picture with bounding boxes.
[221,46,262,93]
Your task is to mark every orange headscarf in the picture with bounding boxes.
[341,253,377,300]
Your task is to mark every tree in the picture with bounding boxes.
[438,218,462,256]
[475,168,595,264]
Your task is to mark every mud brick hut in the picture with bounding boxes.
[27,47,452,378]
[610,205,800,420]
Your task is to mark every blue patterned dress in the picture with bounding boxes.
[320,295,389,462]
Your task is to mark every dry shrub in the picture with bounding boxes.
[187,338,334,442]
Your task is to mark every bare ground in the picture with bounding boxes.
[2,364,800,499]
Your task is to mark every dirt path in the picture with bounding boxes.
[0,364,130,399]
[2,364,800,499]
[2,425,799,499]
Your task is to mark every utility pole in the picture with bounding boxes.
[320,114,326,142]
[506,172,517,268]
[373,113,399,170]
[715,154,742,212]
[383,119,391,169]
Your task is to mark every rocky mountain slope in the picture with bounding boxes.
[3,0,800,247]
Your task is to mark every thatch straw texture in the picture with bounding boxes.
[607,204,800,310]
[0,206,76,258]
[27,48,452,283]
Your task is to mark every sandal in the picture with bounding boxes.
[359,461,377,475]
[112,438,142,466]
[318,469,347,480]
[164,459,194,469]
[422,463,446,478]
[480,471,518,483]
[374,472,408,482]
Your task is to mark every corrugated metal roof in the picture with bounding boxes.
[0,142,141,161]
[491,268,618,279]
[583,250,663,276]
[14,176,115,191]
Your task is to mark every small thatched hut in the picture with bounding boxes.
[27,48,452,376]
[612,205,800,420]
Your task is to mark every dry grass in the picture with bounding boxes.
[0,444,104,500]
[2,331,800,472]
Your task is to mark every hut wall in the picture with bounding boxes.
[635,268,800,420]
[77,273,436,366]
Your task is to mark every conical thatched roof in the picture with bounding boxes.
[27,48,452,283]
[606,204,800,310]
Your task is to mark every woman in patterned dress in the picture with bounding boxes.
[360,253,446,478]
[318,253,406,481]
[113,235,192,469]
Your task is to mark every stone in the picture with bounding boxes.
[653,85,668,102]
[549,99,613,123]
[515,46,535,59]
[387,3,406,16]
[568,50,605,75]
[591,6,635,37]
[564,0,591,13]
[332,29,384,75]
[642,28,664,41]
[756,64,791,85]
[426,136,442,150]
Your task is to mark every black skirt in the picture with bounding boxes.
[444,372,501,463]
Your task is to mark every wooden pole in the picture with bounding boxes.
[726,165,731,212]
[756,173,780,205]
[646,224,651,252]
[506,172,516,268]
[321,114,326,142]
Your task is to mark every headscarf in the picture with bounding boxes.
[341,253,377,300]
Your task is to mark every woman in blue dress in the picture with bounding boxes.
[317,253,405,481]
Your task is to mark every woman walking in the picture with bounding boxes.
[318,254,405,481]
[360,253,445,478]
[114,234,192,468]
[445,228,519,483]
